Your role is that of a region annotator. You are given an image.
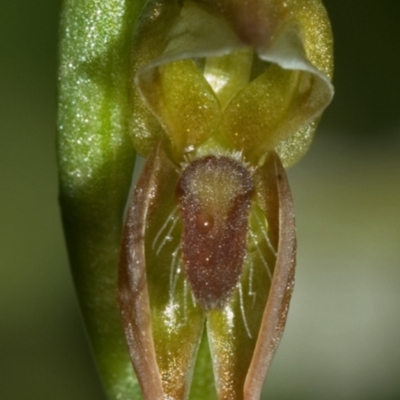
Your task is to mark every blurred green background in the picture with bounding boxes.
[1,1,399,399]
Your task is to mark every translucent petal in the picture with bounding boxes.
[119,143,205,400]
[207,152,296,400]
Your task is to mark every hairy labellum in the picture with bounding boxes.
[177,156,254,310]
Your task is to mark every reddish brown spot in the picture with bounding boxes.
[195,212,214,234]
[177,156,254,310]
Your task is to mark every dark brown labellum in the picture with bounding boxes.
[177,155,254,310]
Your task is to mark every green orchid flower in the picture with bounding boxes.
[57,1,333,400]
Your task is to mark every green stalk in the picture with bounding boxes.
[57,1,146,398]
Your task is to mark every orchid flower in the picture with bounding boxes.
[57,1,333,399]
